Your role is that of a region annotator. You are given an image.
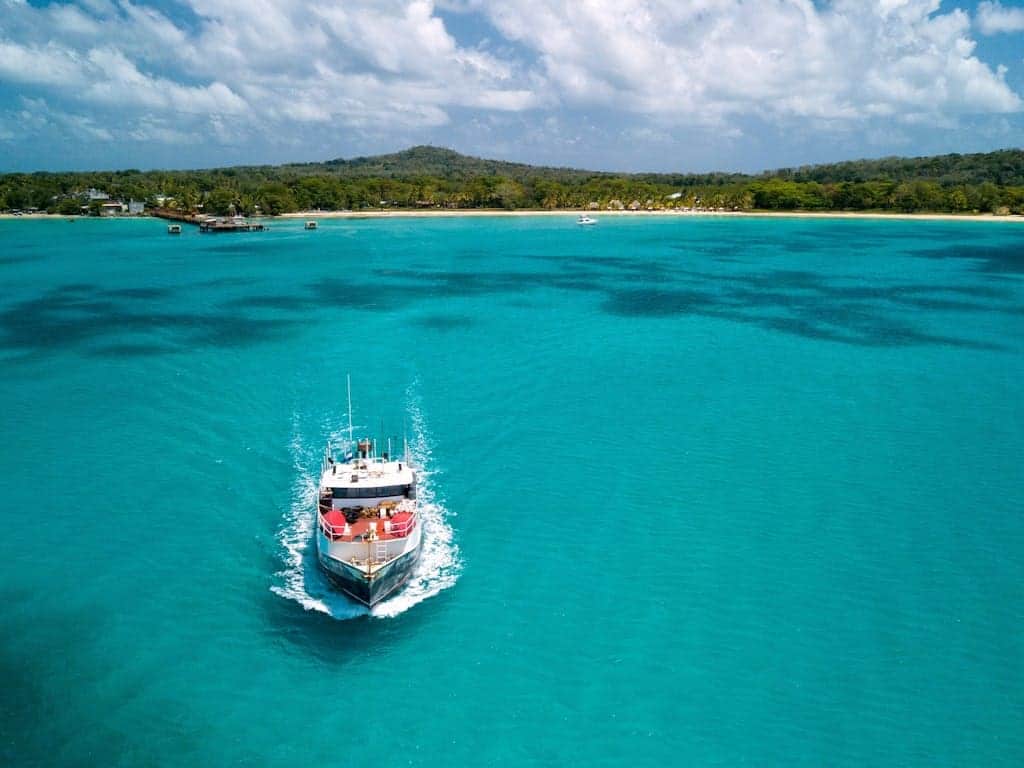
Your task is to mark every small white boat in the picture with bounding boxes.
[167,224,182,234]
[305,220,318,230]
[577,215,597,225]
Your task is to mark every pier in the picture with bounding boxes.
[151,208,265,233]
[151,207,197,224]
[197,215,265,233]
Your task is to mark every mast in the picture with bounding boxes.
[346,374,354,450]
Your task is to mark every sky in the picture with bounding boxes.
[0,0,1022,173]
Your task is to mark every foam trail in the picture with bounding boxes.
[271,385,460,619]
[370,380,461,618]
[270,418,367,619]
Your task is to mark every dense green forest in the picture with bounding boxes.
[2,145,1023,215]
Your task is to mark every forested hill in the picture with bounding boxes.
[767,149,1024,187]
[2,145,1023,215]
[311,146,599,183]
[291,145,1024,186]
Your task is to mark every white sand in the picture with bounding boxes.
[279,209,1024,223]
[3,210,1020,223]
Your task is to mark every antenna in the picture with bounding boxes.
[346,374,354,448]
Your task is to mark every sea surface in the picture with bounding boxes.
[1,214,1023,766]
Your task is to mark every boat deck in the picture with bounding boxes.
[319,502,416,542]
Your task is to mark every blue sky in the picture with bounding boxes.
[0,0,1022,173]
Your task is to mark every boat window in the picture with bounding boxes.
[331,484,408,499]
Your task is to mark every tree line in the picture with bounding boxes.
[2,147,1022,215]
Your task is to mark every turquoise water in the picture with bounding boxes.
[1,215,1023,766]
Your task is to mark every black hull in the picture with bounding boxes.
[317,544,420,608]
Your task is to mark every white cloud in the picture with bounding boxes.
[0,0,539,144]
[976,1,1024,34]
[127,117,191,144]
[0,40,89,88]
[10,97,114,142]
[0,0,1019,160]
[81,47,247,115]
[471,0,1021,124]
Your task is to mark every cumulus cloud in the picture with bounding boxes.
[0,0,1019,161]
[3,96,114,142]
[0,40,89,88]
[470,0,1021,123]
[0,0,537,146]
[976,1,1024,34]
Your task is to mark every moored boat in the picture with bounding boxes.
[315,381,421,607]
[577,214,597,225]
[198,215,265,233]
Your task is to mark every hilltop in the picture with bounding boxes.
[312,146,600,183]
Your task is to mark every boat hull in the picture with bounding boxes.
[316,539,421,608]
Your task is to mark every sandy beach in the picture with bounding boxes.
[0,212,80,219]
[3,210,1021,223]
[280,209,1024,223]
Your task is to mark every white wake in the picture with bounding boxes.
[270,384,461,619]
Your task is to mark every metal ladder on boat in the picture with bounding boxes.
[374,541,389,566]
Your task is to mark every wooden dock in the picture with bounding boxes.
[151,208,265,233]
[151,207,198,224]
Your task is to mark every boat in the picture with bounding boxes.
[577,215,598,225]
[167,224,182,234]
[198,215,265,233]
[304,220,318,230]
[315,379,422,607]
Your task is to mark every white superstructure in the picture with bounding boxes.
[317,444,421,573]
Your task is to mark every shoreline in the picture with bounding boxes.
[2,210,1021,223]
[281,209,1024,223]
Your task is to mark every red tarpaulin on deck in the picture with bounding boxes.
[323,510,347,531]
[390,511,414,536]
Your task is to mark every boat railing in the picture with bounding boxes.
[318,513,345,540]
[318,508,417,541]
[387,513,416,537]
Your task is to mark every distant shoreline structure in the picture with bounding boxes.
[2,209,1022,223]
